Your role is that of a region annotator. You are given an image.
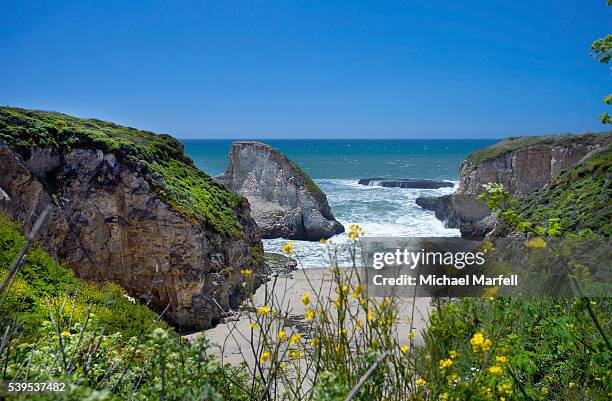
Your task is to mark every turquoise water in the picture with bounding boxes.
[182,139,497,267]
[182,139,497,180]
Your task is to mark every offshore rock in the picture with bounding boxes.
[358,178,454,189]
[217,141,344,240]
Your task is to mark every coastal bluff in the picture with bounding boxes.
[0,107,265,331]
[417,133,612,238]
[216,141,344,240]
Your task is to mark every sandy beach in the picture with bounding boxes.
[190,267,434,367]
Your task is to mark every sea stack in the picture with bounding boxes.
[217,141,344,240]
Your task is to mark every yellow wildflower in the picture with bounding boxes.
[352,285,364,298]
[348,231,358,239]
[367,310,376,322]
[338,328,348,336]
[590,300,597,305]
[61,331,70,338]
[319,238,328,244]
[408,332,416,339]
[449,350,458,359]
[488,366,503,376]
[277,331,287,340]
[348,224,357,231]
[305,307,315,321]
[310,338,320,346]
[415,378,426,386]
[279,362,285,369]
[439,358,453,369]
[355,319,364,329]
[540,387,549,395]
[470,331,492,352]
[301,292,311,305]
[282,241,296,255]
[495,355,508,364]
[240,269,253,278]
[257,305,271,315]
[250,322,257,329]
[441,392,449,401]
[336,285,349,295]
[568,382,575,389]
[289,349,302,360]
[400,345,410,353]
[498,383,513,394]
[290,333,302,346]
[259,351,271,363]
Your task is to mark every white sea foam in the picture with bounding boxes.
[263,179,460,268]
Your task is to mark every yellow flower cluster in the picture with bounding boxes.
[259,351,271,363]
[497,382,512,395]
[439,358,453,369]
[347,224,364,239]
[301,292,310,305]
[470,331,492,352]
[240,269,253,278]
[282,241,296,255]
[258,305,271,315]
[290,333,302,346]
[488,365,503,376]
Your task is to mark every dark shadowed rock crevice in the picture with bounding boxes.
[216,141,344,240]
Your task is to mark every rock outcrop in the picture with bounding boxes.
[0,107,265,331]
[417,133,612,238]
[216,142,344,240]
[358,178,454,189]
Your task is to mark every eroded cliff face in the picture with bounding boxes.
[417,133,612,238]
[0,142,264,331]
[216,141,344,240]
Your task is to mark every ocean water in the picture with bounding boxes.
[182,139,497,267]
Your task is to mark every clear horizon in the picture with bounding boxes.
[1,0,610,139]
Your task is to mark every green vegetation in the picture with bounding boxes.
[0,211,164,340]
[289,159,324,195]
[465,132,612,166]
[492,147,612,237]
[0,107,244,237]
[590,1,612,124]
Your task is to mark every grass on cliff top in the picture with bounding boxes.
[466,131,612,166]
[0,106,243,237]
[498,146,612,236]
[0,211,165,340]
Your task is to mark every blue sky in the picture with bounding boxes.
[1,0,610,138]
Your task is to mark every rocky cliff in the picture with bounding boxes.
[417,133,612,238]
[0,107,265,331]
[216,141,344,240]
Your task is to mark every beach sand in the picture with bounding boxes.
[189,267,433,367]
